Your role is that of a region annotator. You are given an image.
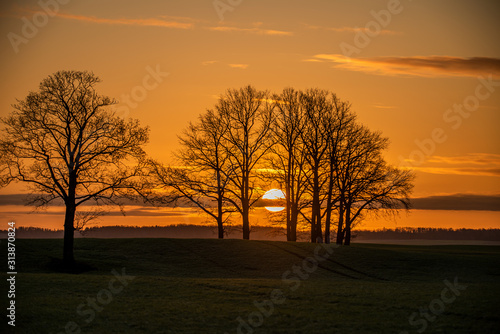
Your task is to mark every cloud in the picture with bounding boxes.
[303,24,401,36]
[404,154,500,177]
[427,154,500,165]
[6,7,194,29]
[411,193,500,211]
[228,64,249,69]
[409,167,500,177]
[372,103,397,109]
[207,26,293,36]
[202,60,218,66]
[202,61,249,70]
[307,54,500,78]
[53,12,194,29]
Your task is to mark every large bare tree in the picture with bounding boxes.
[0,71,149,264]
[332,124,414,245]
[299,89,335,243]
[322,95,356,244]
[147,109,234,238]
[267,88,310,241]
[217,86,274,240]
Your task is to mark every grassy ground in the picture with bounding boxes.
[2,238,500,333]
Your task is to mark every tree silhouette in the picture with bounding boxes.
[266,88,310,241]
[299,89,335,243]
[265,88,413,244]
[217,86,274,240]
[332,124,414,245]
[147,109,235,238]
[0,71,149,264]
[322,95,356,244]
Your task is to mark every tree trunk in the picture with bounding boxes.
[336,206,344,245]
[324,190,332,244]
[315,219,323,243]
[242,209,250,239]
[63,201,76,265]
[216,171,224,239]
[286,190,292,241]
[344,227,351,246]
[217,193,224,239]
[217,216,224,239]
[324,216,330,244]
[311,169,320,243]
[64,175,77,265]
[310,220,317,243]
[324,165,336,244]
[344,206,351,246]
[289,204,298,242]
[242,196,250,239]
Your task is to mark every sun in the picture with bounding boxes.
[262,189,285,200]
[262,189,285,212]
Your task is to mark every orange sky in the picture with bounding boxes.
[0,0,499,229]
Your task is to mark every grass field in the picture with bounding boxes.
[3,238,500,333]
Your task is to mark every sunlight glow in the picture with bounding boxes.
[262,189,285,200]
[265,206,285,212]
[263,189,285,212]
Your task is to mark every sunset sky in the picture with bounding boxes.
[1,0,499,230]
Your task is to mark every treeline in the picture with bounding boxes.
[4,226,499,242]
[356,228,500,241]
[148,86,414,245]
[1,225,287,240]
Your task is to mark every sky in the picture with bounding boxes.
[0,0,499,229]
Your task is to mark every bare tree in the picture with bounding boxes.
[267,88,310,241]
[147,109,234,238]
[0,71,149,264]
[217,86,274,240]
[332,124,414,245]
[299,89,335,243]
[322,96,356,244]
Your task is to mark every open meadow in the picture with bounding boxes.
[4,238,500,333]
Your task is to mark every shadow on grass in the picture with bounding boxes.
[47,257,97,274]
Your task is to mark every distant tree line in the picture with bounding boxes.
[355,227,500,241]
[4,226,499,242]
[0,71,413,264]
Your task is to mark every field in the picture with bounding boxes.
[3,238,500,333]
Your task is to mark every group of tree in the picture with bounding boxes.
[148,86,414,245]
[0,71,413,265]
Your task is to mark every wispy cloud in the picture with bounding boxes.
[372,103,397,109]
[411,193,500,211]
[7,7,194,29]
[307,54,500,78]
[228,64,249,69]
[404,154,500,177]
[304,23,401,36]
[207,26,293,36]
[53,12,194,29]
[5,7,294,36]
[427,154,500,166]
[409,167,500,177]
[201,61,249,69]
[202,60,218,66]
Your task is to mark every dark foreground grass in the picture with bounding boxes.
[2,238,499,333]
